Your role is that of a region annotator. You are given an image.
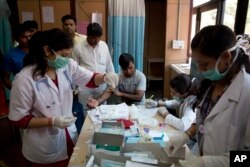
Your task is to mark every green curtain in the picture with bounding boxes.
[0,0,12,101]
[0,0,12,53]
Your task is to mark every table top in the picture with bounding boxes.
[68,109,188,167]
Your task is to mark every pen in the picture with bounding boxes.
[149,95,154,99]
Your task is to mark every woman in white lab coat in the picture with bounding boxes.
[8,29,118,166]
[166,25,250,167]
[156,74,198,132]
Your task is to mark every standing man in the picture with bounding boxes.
[88,53,146,108]
[73,22,115,117]
[23,20,38,36]
[2,23,32,89]
[61,14,86,45]
[61,14,87,133]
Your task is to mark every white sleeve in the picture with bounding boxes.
[165,107,195,131]
[136,72,146,91]
[202,154,229,167]
[8,76,33,121]
[68,59,94,89]
[71,44,80,62]
[104,43,115,73]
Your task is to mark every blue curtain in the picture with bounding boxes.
[108,0,145,72]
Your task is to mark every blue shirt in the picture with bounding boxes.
[2,47,26,75]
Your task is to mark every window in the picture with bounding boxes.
[191,14,197,41]
[193,0,210,7]
[245,2,250,34]
[200,9,217,29]
[223,0,237,30]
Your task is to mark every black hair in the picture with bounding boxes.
[119,53,135,70]
[170,74,199,95]
[191,25,236,58]
[61,14,76,24]
[23,28,73,79]
[87,23,102,36]
[191,25,250,105]
[23,20,38,30]
[191,25,250,74]
[12,23,31,40]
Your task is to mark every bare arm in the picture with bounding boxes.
[114,89,144,102]
[87,89,112,108]
[93,73,105,86]
[27,117,51,128]
[184,123,197,138]
[2,71,12,89]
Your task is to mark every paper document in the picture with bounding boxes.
[137,105,158,117]
[126,161,158,167]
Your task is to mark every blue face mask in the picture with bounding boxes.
[202,66,226,81]
[47,50,69,69]
[202,47,239,81]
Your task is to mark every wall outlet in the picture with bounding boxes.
[172,40,185,49]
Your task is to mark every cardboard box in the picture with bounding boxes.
[86,152,131,166]
[121,143,185,167]
[90,132,124,155]
[102,121,124,129]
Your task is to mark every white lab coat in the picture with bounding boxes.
[196,67,250,167]
[165,95,196,131]
[8,59,93,163]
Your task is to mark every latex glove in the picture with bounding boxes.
[104,72,119,88]
[157,106,169,117]
[158,100,166,106]
[166,132,189,156]
[52,116,77,129]
[179,154,205,167]
[145,99,158,108]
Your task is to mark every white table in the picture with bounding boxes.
[68,108,190,167]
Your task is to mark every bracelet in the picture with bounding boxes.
[48,118,52,127]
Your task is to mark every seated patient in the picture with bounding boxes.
[88,53,146,108]
[146,74,199,132]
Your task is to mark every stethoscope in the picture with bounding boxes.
[35,71,75,108]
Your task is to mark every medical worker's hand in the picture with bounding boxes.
[104,72,119,88]
[179,153,205,167]
[157,106,169,117]
[145,99,158,108]
[158,100,166,106]
[87,98,99,109]
[52,116,77,129]
[166,132,189,156]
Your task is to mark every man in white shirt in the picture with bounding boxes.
[87,53,146,108]
[73,22,115,116]
[61,14,86,45]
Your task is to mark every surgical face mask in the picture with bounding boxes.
[47,50,69,69]
[202,47,239,81]
[172,96,183,102]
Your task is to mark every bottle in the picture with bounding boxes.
[130,104,138,121]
